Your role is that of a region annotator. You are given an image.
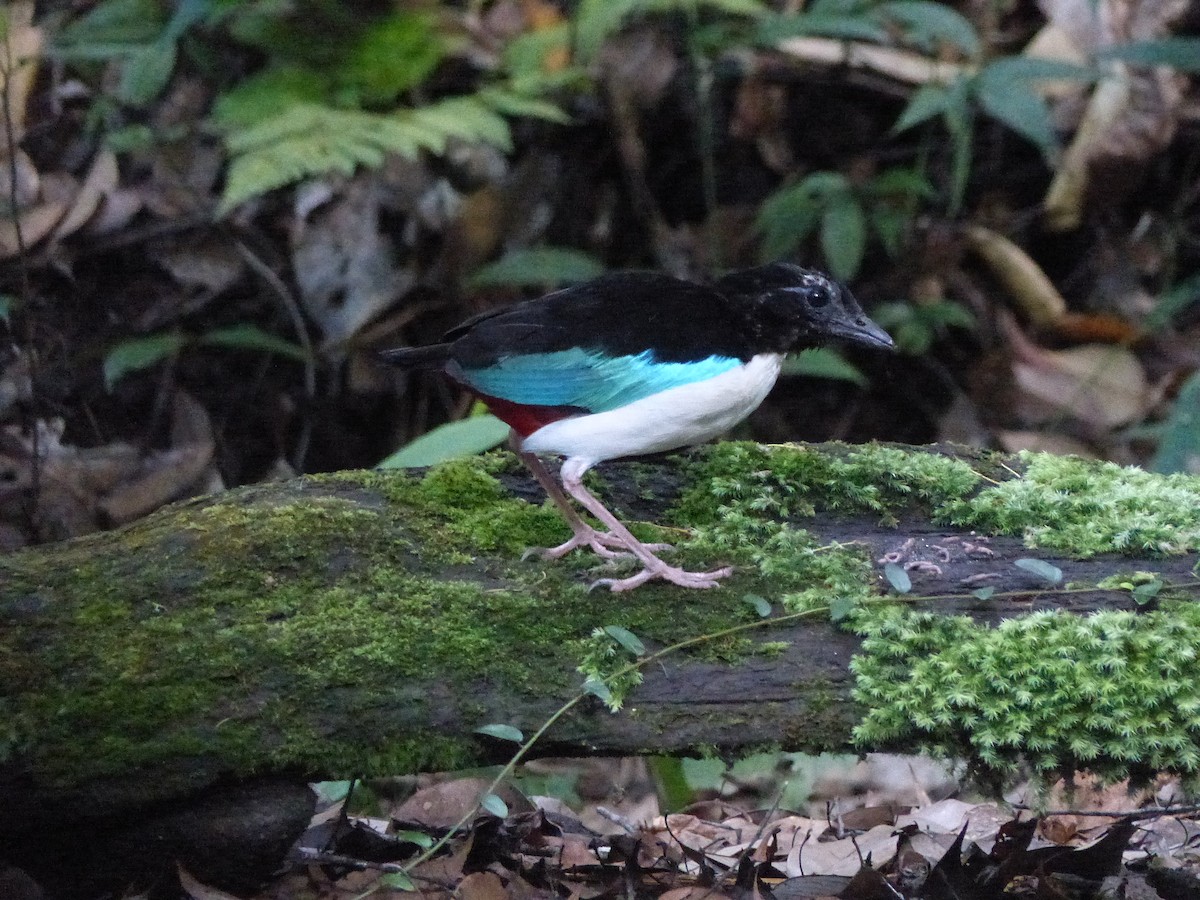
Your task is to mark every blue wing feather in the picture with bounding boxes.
[458,349,741,412]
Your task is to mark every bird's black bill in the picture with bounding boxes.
[826,315,895,351]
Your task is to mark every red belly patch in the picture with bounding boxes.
[471,391,586,437]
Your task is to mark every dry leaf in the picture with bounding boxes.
[177,864,242,900]
[52,149,120,241]
[0,200,68,259]
[1004,315,1153,429]
[965,225,1068,327]
[0,3,43,138]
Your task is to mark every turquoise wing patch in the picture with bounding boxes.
[459,349,741,412]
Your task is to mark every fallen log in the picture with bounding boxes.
[2,441,1198,896]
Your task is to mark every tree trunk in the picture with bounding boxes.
[1,442,1196,896]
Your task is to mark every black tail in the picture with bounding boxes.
[377,344,453,371]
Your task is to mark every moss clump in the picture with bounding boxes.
[941,451,1200,555]
[851,602,1200,778]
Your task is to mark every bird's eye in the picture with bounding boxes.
[804,286,831,307]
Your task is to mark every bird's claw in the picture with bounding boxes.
[590,565,734,593]
[525,527,673,562]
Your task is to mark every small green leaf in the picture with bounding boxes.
[1151,371,1200,475]
[199,325,309,361]
[337,12,445,105]
[1131,580,1163,605]
[880,0,979,56]
[394,830,435,848]
[782,348,868,387]
[118,38,177,105]
[976,66,1059,159]
[892,83,949,134]
[0,294,14,323]
[744,593,772,617]
[378,415,511,469]
[820,194,866,280]
[475,723,524,743]
[470,248,605,288]
[381,871,416,891]
[582,675,614,705]
[480,793,509,817]
[829,595,856,622]
[603,625,646,656]
[971,586,996,601]
[883,563,912,594]
[1014,558,1062,584]
[311,780,354,803]
[1146,273,1200,330]
[1099,38,1200,73]
[755,184,821,260]
[103,332,187,390]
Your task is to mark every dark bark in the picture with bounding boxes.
[0,448,1193,897]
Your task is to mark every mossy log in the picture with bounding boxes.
[3,442,1199,896]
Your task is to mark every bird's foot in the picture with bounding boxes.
[526,526,673,562]
[590,563,734,593]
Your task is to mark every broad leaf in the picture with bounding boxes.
[103,333,187,390]
[118,39,176,105]
[976,66,1058,159]
[378,415,511,469]
[1014,557,1062,584]
[820,193,866,280]
[782,348,868,386]
[480,793,509,817]
[199,325,308,361]
[1100,38,1200,73]
[604,625,646,656]
[475,723,524,743]
[883,562,912,593]
[881,0,979,56]
[892,83,950,134]
[744,593,772,617]
[471,248,605,288]
[1150,371,1200,475]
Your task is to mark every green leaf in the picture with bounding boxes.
[479,88,571,125]
[1099,38,1200,73]
[1150,371,1200,475]
[480,793,509,817]
[868,168,936,200]
[756,12,887,43]
[971,586,996,600]
[1146,273,1200,330]
[880,1,979,56]
[394,830,435,849]
[103,333,187,390]
[892,83,950,134]
[311,780,354,803]
[337,12,444,105]
[377,415,511,469]
[604,625,646,656]
[1014,558,1062,584]
[55,0,165,51]
[475,723,524,743]
[976,65,1058,159]
[582,675,615,705]
[820,194,866,280]
[118,39,176,105]
[755,184,821,260]
[380,872,416,891]
[470,248,606,288]
[829,595,856,622]
[1131,580,1163,605]
[782,348,868,386]
[883,562,911,594]
[744,593,772,617]
[199,325,308,361]
[0,294,14,323]
[211,66,331,130]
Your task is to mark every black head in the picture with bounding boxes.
[715,262,894,353]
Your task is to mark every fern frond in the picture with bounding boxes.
[218,96,516,215]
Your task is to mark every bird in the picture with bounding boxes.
[381,262,894,592]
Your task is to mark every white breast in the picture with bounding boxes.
[521,352,784,463]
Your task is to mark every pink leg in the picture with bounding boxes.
[519,453,672,561]
[558,457,733,593]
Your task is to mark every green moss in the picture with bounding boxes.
[851,602,1200,778]
[941,451,1200,555]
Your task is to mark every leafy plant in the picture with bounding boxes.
[757,0,979,54]
[871,299,975,354]
[756,167,933,280]
[103,325,307,390]
[573,0,769,61]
